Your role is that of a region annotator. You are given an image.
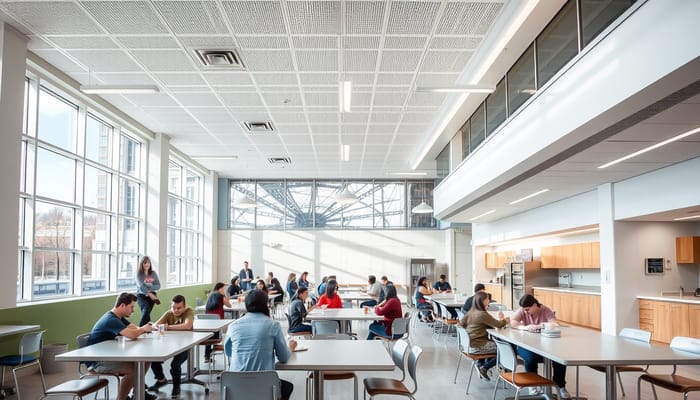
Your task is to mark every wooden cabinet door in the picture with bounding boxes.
[487,285,502,304]
[570,244,584,267]
[588,295,601,329]
[590,242,600,268]
[541,246,556,268]
[676,237,700,263]
[689,305,700,339]
[653,301,689,343]
[534,290,553,312]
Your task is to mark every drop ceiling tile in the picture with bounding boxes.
[342,125,368,134]
[338,135,365,145]
[436,2,503,35]
[0,2,101,34]
[392,134,423,145]
[296,50,338,72]
[420,51,472,73]
[307,113,340,124]
[262,92,303,108]
[178,36,237,48]
[131,50,196,72]
[125,93,180,107]
[379,50,422,72]
[352,93,373,108]
[312,135,340,145]
[273,125,309,134]
[81,1,168,34]
[407,92,447,107]
[26,37,52,51]
[414,73,459,86]
[299,73,337,85]
[32,49,86,73]
[376,73,414,86]
[345,73,375,85]
[373,92,408,107]
[343,36,381,49]
[244,50,295,71]
[401,112,436,124]
[45,35,117,49]
[344,50,378,72]
[238,35,290,49]
[272,113,307,124]
[292,35,338,49]
[384,36,427,49]
[387,1,440,35]
[204,72,253,86]
[155,73,206,86]
[153,1,228,34]
[115,36,179,49]
[248,135,284,146]
[166,86,211,93]
[287,1,340,34]
[365,134,394,145]
[341,113,369,124]
[304,92,338,107]
[280,135,312,145]
[429,36,481,50]
[66,50,141,72]
[370,112,402,124]
[397,124,429,134]
[310,124,339,134]
[252,73,298,86]
[221,1,286,34]
[172,92,222,107]
[345,1,384,34]
[367,124,396,134]
[219,92,264,107]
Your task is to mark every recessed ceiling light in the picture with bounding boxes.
[387,172,428,176]
[470,210,496,221]
[340,144,350,161]
[338,81,352,113]
[415,85,496,93]
[80,85,160,94]
[191,155,238,160]
[510,189,549,205]
[674,215,700,221]
[598,126,700,168]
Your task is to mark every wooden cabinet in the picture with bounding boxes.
[485,252,498,269]
[638,299,692,343]
[484,251,517,269]
[533,289,600,329]
[483,283,503,304]
[676,236,700,264]
[540,242,600,269]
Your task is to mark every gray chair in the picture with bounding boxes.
[491,337,558,400]
[195,314,226,379]
[454,326,496,393]
[586,328,651,396]
[637,336,700,400]
[284,313,312,338]
[220,370,281,400]
[76,332,121,397]
[363,343,423,400]
[311,320,340,336]
[0,330,46,400]
[39,377,109,400]
[374,312,411,348]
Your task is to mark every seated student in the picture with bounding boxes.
[414,276,435,322]
[433,274,452,293]
[462,283,492,313]
[204,282,232,362]
[510,294,570,399]
[255,279,269,293]
[367,285,403,340]
[317,276,328,296]
[268,277,285,304]
[224,290,296,400]
[316,279,343,308]
[459,291,509,381]
[360,275,381,308]
[148,295,194,398]
[288,287,315,334]
[298,271,311,289]
[286,273,298,298]
[227,276,242,297]
[88,292,157,400]
[377,276,390,304]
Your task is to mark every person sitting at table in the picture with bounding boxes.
[265,271,274,286]
[204,282,232,362]
[317,276,328,296]
[268,277,285,305]
[298,271,311,289]
[359,275,381,309]
[255,279,269,293]
[414,276,435,323]
[377,275,390,304]
[88,292,157,400]
[227,276,242,297]
[224,290,296,400]
[147,294,194,398]
[510,294,570,399]
[433,274,452,293]
[288,287,315,334]
[286,273,298,298]
[462,283,492,313]
[460,291,509,381]
[316,279,343,308]
[367,285,403,340]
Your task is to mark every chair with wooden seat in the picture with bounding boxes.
[284,313,312,338]
[76,332,121,397]
[492,337,558,400]
[586,328,651,396]
[637,336,700,400]
[438,303,459,339]
[454,326,497,394]
[40,377,110,400]
[0,330,46,400]
[363,343,423,400]
[195,314,226,380]
[221,371,281,400]
[307,334,358,400]
[374,313,411,348]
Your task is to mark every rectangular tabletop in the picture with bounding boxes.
[195,303,246,313]
[341,292,373,301]
[0,325,40,337]
[426,294,468,308]
[276,339,394,371]
[192,319,234,332]
[306,308,383,321]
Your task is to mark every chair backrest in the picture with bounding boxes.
[619,328,651,343]
[196,313,220,320]
[311,320,339,335]
[390,339,410,381]
[19,330,45,357]
[220,370,281,400]
[494,337,519,377]
[284,313,292,332]
[405,345,424,394]
[391,318,410,337]
[196,297,203,307]
[456,326,471,353]
[311,333,355,340]
[487,303,505,311]
[342,300,353,309]
[670,336,700,354]
[430,301,441,317]
[76,332,90,349]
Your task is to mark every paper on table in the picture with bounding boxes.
[293,345,309,352]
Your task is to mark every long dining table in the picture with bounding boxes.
[306,308,383,333]
[56,331,212,400]
[276,339,394,400]
[488,325,700,400]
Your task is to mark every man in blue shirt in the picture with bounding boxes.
[433,274,452,293]
[224,290,297,400]
[89,292,157,400]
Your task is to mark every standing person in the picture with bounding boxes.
[224,290,296,400]
[414,276,435,322]
[288,287,315,334]
[367,285,403,340]
[316,279,343,308]
[298,271,310,289]
[359,275,381,308]
[136,256,161,327]
[204,282,232,362]
[88,292,157,400]
[510,294,570,399]
[239,261,254,291]
[227,276,242,297]
[286,273,298,298]
[148,295,194,398]
[459,291,509,381]
[433,274,452,293]
[462,283,492,312]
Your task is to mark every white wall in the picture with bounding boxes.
[217,230,449,292]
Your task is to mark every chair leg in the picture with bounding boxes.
[353,374,358,400]
[454,353,462,384]
[492,376,500,400]
[617,371,626,396]
[636,376,642,400]
[651,383,658,400]
[466,360,476,394]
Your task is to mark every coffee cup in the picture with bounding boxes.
[543,322,554,331]
[117,336,126,346]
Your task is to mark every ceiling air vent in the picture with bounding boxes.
[267,157,292,165]
[243,121,275,132]
[194,49,245,70]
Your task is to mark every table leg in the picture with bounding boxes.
[135,362,145,400]
[605,365,617,400]
[312,370,324,400]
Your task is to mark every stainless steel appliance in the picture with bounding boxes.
[407,258,435,307]
[502,261,558,310]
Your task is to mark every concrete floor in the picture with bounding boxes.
[4,315,700,399]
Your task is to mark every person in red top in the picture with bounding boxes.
[316,279,343,308]
[367,285,403,340]
[204,282,231,361]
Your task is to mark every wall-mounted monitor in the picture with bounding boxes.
[645,258,665,275]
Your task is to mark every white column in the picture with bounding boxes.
[598,183,617,335]
[146,133,170,284]
[0,24,27,309]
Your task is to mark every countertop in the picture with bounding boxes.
[532,286,601,295]
[637,294,700,305]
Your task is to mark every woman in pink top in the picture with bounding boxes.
[316,279,343,308]
[367,285,403,340]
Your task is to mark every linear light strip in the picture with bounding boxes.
[338,81,352,113]
[509,189,550,205]
[415,85,495,93]
[674,215,700,221]
[598,126,700,169]
[80,85,160,94]
[470,209,496,221]
[341,144,350,161]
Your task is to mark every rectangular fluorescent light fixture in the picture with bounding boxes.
[470,209,496,221]
[598,126,700,169]
[80,85,160,94]
[340,144,350,161]
[415,85,495,94]
[338,81,352,113]
[387,172,428,176]
[509,189,550,205]
[191,155,238,160]
[674,215,700,221]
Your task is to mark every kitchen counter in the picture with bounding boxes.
[532,286,601,295]
[637,294,700,305]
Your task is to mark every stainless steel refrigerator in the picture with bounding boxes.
[502,261,558,310]
[407,258,435,307]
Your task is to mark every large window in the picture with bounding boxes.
[229,180,432,229]
[18,80,146,301]
[166,160,204,286]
